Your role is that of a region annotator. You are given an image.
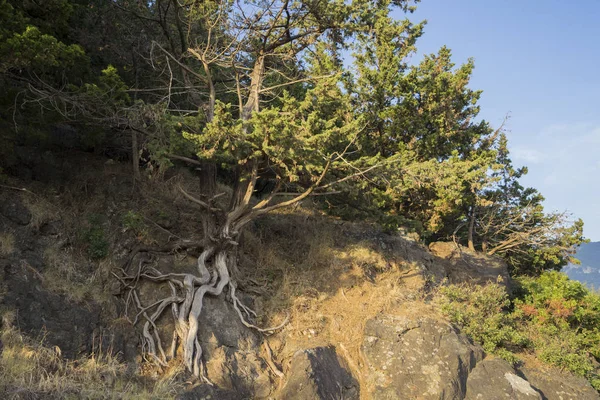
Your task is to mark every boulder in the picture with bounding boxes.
[196,295,272,398]
[519,366,600,400]
[362,315,483,399]
[278,346,359,400]
[143,285,272,399]
[0,194,31,226]
[465,358,542,399]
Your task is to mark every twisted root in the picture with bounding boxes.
[120,246,287,378]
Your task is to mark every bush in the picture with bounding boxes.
[438,272,600,390]
[438,283,526,364]
[122,210,143,231]
[122,210,149,240]
[83,214,108,259]
[514,272,600,387]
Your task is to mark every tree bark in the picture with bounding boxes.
[198,161,216,198]
[131,130,141,181]
[467,207,476,251]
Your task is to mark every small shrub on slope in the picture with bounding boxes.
[438,272,600,390]
[514,272,600,387]
[439,282,526,364]
[83,214,108,259]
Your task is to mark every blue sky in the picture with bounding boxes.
[397,0,600,240]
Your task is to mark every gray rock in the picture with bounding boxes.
[146,287,271,399]
[1,260,100,358]
[0,195,31,225]
[278,346,359,400]
[465,358,542,399]
[520,367,600,400]
[198,295,271,398]
[362,315,483,399]
[98,322,139,363]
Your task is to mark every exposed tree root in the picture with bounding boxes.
[116,160,340,378]
[119,244,288,379]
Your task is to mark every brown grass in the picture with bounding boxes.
[0,232,15,256]
[240,206,433,399]
[41,244,115,303]
[0,313,184,400]
[22,195,60,231]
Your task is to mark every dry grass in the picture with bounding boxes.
[1,162,437,399]
[22,195,60,231]
[42,245,116,303]
[240,206,432,399]
[0,313,184,400]
[0,232,15,256]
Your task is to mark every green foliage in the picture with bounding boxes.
[81,65,131,106]
[439,273,600,389]
[0,0,88,80]
[0,0,588,280]
[0,25,87,74]
[332,6,500,237]
[184,65,362,185]
[83,214,108,260]
[439,283,526,364]
[122,210,144,231]
[514,272,600,354]
[468,134,587,274]
[121,210,148,239]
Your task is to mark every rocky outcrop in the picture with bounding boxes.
[520,366,600,400]
[196,295,272,399]
[1,260,101,358]
[278,346,359,400]
[0,192,101,358]
[359,312,599,400]
[1,184,598,400]
[465,358,541,399]
[362,315,484,399]
[162,291,273,399]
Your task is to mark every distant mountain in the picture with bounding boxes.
[563,241,600,289]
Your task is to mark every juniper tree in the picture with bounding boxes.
[115,0,417,377]
[473,134,586,274]
[337,6,497,235]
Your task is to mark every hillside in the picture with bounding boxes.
[0,1,596,398]
[0,155,599,399]
[564,242,600,289]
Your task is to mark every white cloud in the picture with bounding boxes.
[512,147,545,164]
[543,173,559,186]
[507,122,600,239]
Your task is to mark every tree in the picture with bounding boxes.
[0,0,587,379]
[469,134,587,274]
[116,0,417,377]
[330,12,497,235]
